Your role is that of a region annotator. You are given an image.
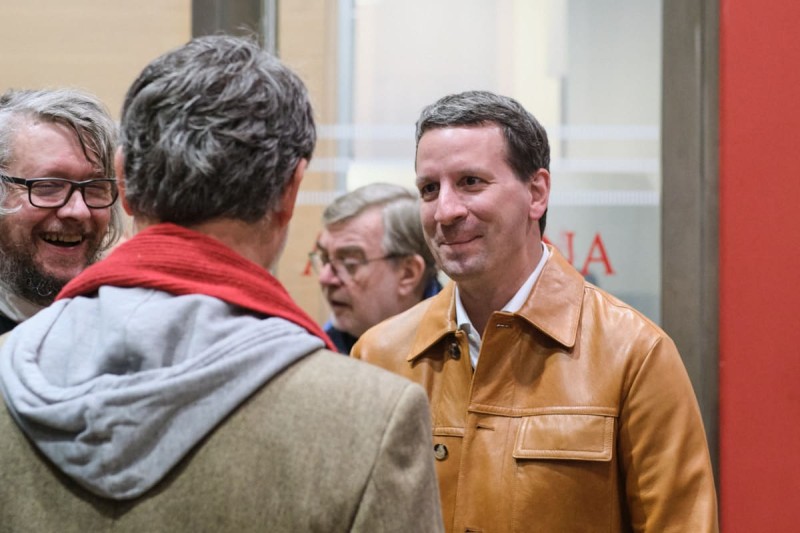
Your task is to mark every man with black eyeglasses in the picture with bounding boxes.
[0,88,122,334]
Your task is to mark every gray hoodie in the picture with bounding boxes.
[0,285,324,500]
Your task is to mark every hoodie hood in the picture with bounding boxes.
[0,286,323,500]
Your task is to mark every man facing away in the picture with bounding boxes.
[0,89,122,334]
[352,91,718,532]
[0,36,443,532]
[313,183,441,353]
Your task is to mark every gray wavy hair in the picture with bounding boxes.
[323,182,438,289]
[119,34,316,225]
[415,90,550,234]
[0,88,123,250]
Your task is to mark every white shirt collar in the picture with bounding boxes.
[455,243,550,368]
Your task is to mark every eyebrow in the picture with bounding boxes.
[336,247,369,260]
[315,244,366,257]
[414,176,429,187]
[415,166,490,184]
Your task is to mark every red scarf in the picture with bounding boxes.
[58,223,335,351]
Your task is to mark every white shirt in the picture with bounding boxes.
[455,243,550,368]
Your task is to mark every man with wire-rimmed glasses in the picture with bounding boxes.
[313,182,442,353]
[0,88,122,334]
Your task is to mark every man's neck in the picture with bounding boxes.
[136,216,282,271]
[456,243,545,335]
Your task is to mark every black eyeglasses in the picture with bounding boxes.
[0,175,119,209]
[308,250,404,282]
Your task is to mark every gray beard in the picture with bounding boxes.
[0,241,101,307]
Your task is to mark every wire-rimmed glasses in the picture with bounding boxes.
[308,250,404,282]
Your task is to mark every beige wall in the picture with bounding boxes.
[0,0,191,120]
[275,0,340,324]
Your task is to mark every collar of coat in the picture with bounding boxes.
[406,245,584,362]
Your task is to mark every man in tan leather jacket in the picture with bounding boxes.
[352,90,718,532]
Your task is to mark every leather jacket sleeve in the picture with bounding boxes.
[618,335,718,532]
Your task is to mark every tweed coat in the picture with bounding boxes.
[0,348,444,533]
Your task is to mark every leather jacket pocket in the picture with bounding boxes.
[512,413,614,461]
[510,413,619,531]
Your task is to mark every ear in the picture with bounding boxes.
[114,147,134,216]
[395,254,427,298]
[274,158,307,227]
[528,168,550,231]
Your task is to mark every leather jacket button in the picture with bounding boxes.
[448,342,461,360]
[433,443,448,461]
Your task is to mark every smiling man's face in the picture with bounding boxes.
[0,119,111,305]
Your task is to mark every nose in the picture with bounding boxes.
[317,262,343,287]
[433,182,468,225]
[56,188,92,220]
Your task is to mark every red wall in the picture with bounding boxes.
[719,1,800,530]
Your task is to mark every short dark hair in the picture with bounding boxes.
[119,34,316,225]
[415,90,549,234]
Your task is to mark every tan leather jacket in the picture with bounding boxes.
[353,246,718,533]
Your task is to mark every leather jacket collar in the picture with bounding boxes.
[407,245,584,362]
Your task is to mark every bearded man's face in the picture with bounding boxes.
[0,120,112,305]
